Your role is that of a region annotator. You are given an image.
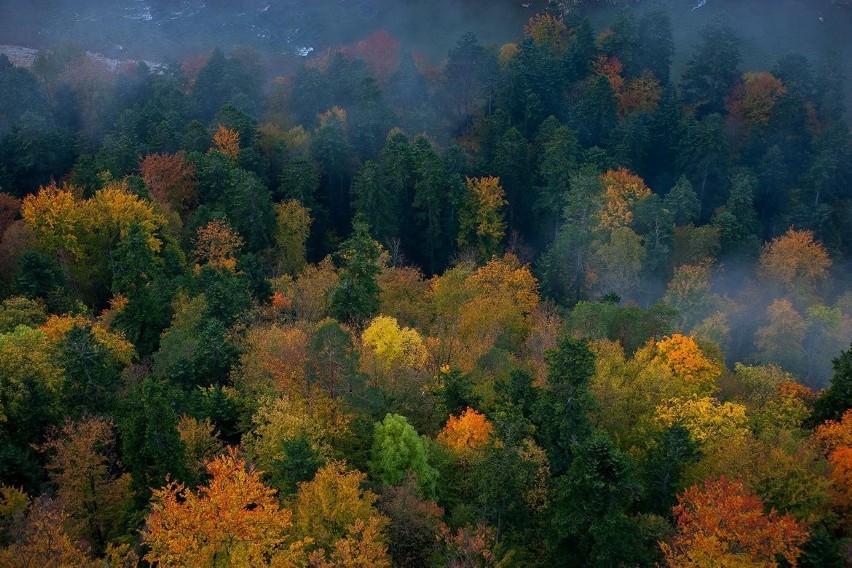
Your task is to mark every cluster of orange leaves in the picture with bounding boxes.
[0,495,136,567]
[619,71,663,115]
[236,324,309,395]
[438,408,494,452]
[440,524,496,567]
[592,54,662,116]
[593,54,625,94]
[193,219,244,272]
[38,417,131,551]
[759,228,832,288]
[140,151,198,215]
[212,124,240,161]
[599,168,651,229]
[661,476,809,566]
[344,30,401,82]
[143,447,297,566]
[653,334,720,388]
[318,106,348,129]
[813,410,852,510]
[726,72,788,126]
[270,291,293,310]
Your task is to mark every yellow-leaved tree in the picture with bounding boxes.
[458,176,507,260]
[293,461,391,566]
[599,168,651,229]
[21,180,166,298]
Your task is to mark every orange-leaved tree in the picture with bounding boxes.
[813,409,852,512]
[212,124,240,162]
[599,168,651,229]
[759,228,831,293]
[726,72,787,126]
[652,333,721,392]
[619,71,663,115]
[660,476,809,567]
[193,219,243,272]
[438,407,494,453]
[140,151,198,216]
[593,54,625,95]
[345,29,401,82]
[143,447,303,566]
[38,417,131,555]
[0,496,101,568]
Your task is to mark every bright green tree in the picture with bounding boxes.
[369,413,437,497]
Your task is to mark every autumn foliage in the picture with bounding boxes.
[599,168,651,229]
[458,176,507,260]
[345,30,401,82]
[1,8,851,568]
[438,407,494,452]
[143,447,299,566]
[653,334,721,390]
[524,14,568,55]
[192,219,244,272]
[813,410,852,511]
[212,124,241,161]
[759,228,832,289]
[593,54,625,94]
[140,151,198,216]
[726,72,788,126]
[619,72,663,115]
[661,476,809,567]
[38,418,131,553]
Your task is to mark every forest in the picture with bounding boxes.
[0,3,851,566]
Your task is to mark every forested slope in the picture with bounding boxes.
[0,8,850,567]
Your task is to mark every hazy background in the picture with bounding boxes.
[1,0,850,107]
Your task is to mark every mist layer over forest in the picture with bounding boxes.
[2,1,851,82]
[0,1,851,567]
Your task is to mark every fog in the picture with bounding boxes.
[0,0,849,387]
[1,1,849,103]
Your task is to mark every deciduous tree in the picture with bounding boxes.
[294,461,388,559]
[726,72,787,127]
[0,496,98,568]
[143,448,300,567]
[370,413,437,496]
[599,168,651,230]
[212,124,240,162]
[660,476,809,567]
[439,407,494,454]
[140,151,198,216]
[458,176,507,261]
[193,218,244,273]
[759,228,831,293]
[39,417,131,554]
